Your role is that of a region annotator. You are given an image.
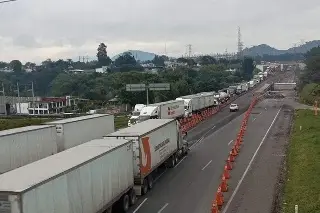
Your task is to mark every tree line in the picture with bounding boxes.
[299,46,320,105]
[0,43,255,106]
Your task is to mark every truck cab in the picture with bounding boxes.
[138,105,159,122]
[128,104,146,126]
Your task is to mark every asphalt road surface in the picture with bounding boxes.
[127,72,292,213]
[221,101,294,213]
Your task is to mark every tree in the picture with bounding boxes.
[9,60,23,72]
[241,57,255,80]
[0,61,8,69]
[97,43,112,67]
[198,55,217,65]
[152,55,167,66]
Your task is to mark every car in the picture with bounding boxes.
[229,103,239,112]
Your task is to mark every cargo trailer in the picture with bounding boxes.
[45,114,114,152]
[138,100,184,122]
[176,94,206,117]
[0,138,134,213]
[0,125,57,174]
[104,119,188,196]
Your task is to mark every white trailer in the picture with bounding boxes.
[176,94,206,117]
[104,119,188,196]
[198,92,216,108]
[0,138,135,213]
[0,125,57,175]
[139,100,184,122]
[46,114,114,152]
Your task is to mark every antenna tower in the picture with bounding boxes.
[237,27,244,59]
[186,44,192,58]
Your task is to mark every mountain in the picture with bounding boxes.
[243,40,320,56]
[112,50,157,62]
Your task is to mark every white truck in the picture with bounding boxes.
[138,100,184,122]
[128,104,146,127]
[104,119,188,196]
[46,114,114,152]
[198,92,218,108]
[0,138,135,213]
[177,94,211,117]
[0,125,57,175]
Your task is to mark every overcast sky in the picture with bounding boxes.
[0,0,319,63]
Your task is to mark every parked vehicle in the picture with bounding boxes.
[104,119,188,196]
[0,138,135,213]
[46,114,114,152]
[138,100,184,122]
[229,103,239,112]
[128,104,146,126]
[0,125,57,174]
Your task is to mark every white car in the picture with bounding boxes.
[229,103,239,112]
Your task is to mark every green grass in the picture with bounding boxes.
[0,117,54,131]
[114,115,129,129]
[282,110,320,213]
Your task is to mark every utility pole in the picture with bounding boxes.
[15,82,21,114]
[237,26,244,59]
[0,83,6,115]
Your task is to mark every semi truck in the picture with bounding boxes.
[0,125,57,175]
[128,104,146,127]
[0,138,135,213]
[138,100,184,122]
[104,119,188,196]
[46,114,114,152]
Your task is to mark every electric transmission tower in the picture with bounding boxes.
[186,44,192,58]
[237,27,244,59]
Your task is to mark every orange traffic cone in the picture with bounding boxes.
[231,146,238,156]
[226,160,233,170]
[228,151,235,162]
[211,200,220,213]
[223,165,230,179]
[216,187,224,208]
[220,176,228,192]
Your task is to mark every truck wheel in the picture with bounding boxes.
[142,179,148,195]
[175,155,179,164]
[148,175,154,189]
[169,156,176,168]
[129,189,136,206]
[121,194,130,212]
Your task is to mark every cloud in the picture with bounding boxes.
[0,0,319,62]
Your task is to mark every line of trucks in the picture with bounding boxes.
[128,76,267,126]
[0,70,272,213]
[0,119,188,213]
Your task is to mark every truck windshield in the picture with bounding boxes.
[184,106,188,110]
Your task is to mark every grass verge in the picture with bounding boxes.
[114,115,129,129]
[0,118,54,131]
[282,109,320,213]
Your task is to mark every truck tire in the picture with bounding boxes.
[129,189,136,206]
[142,178,148,195]
[121,194,130,212]
[168,156,176,168]
[148,175,154,189]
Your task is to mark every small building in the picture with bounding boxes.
[28,97,67,115]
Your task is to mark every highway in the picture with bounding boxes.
[128,72,290,213]
[221,101,293,213]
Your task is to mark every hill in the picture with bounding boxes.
[243,40,320,56]
[111,50,156,62]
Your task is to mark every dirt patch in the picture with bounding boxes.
[271,105,294,213]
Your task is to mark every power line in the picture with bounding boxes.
[0,0,17,4]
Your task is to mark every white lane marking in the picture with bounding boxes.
[133,198,148,213]
[253,117,257,122]
[174,156,187,168]
[154,170,166,182]
[201,160,212,171]
[157,203,169,213]
[228,140,233,146]
[190,136,204,149]
[222,108,282,213]
[211,126,216,130]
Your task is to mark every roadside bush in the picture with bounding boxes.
[299,83,320,105]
